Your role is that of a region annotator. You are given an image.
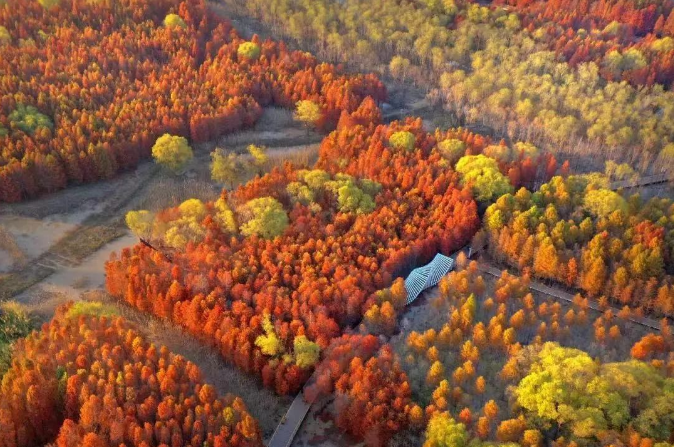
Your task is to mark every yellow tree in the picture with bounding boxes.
[389,131,415,152]
[152,134,193,173]
[293,335,320,368]
[211,149,244,188]
[247,144,268,173]
[294,100,322,130]
[255,314,283,356]
[237,42,261,60]
[238,197,289,239]
[164,13,187,28]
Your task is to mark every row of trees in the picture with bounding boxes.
[106,115,481,395]
[0,0,385,202]
[223,0,674,172]
[483,174,674,316]
[0,301,262,447]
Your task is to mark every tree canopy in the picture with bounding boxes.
[238,197,289,239]
[163,13,186,28]
[294,100,322,127]
[238,41,261,60]
[515,342,674,441]
[389,130,416,152]
[456,155,513,202]
[151,134,193,173]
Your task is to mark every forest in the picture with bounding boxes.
[0,0,383,202]
[0,0,672,446]
[0,301,262,447]
[483,174,674,316]
[223,0,674,172]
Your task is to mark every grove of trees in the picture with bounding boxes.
[0,301,262,447]
[223,0,674,172]
[0,0,385,202]
[393,263,673,446]
[484,174,674,316]
[106,112,484,397]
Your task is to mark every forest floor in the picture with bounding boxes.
[0,106,320,440]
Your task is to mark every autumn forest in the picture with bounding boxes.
[0,0,672,446]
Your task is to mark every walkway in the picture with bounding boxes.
[610,172,672,190]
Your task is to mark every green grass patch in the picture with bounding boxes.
[66,301,119,319]
[0,301,36,375]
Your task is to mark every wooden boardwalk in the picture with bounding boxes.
[267,390,315,447]
[476,262,662,331]
[610,172,672,190]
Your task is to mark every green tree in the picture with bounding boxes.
[237,42,261,60]
[238,197,289,239]
[337,182,375,214]
[389,131,415,152]
[164,13,187,28]
[424,412,468,447]
[293,335,320,368]
[286,181,315,206]
[9,104,53,135]
[152,134,193,173]
[0,302,35,374]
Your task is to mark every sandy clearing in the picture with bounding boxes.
[15,231,137,317]
[0,215,77,263]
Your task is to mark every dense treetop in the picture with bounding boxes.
[0,301,262,447]
[484,174,674,316]
[0,0,384,202]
